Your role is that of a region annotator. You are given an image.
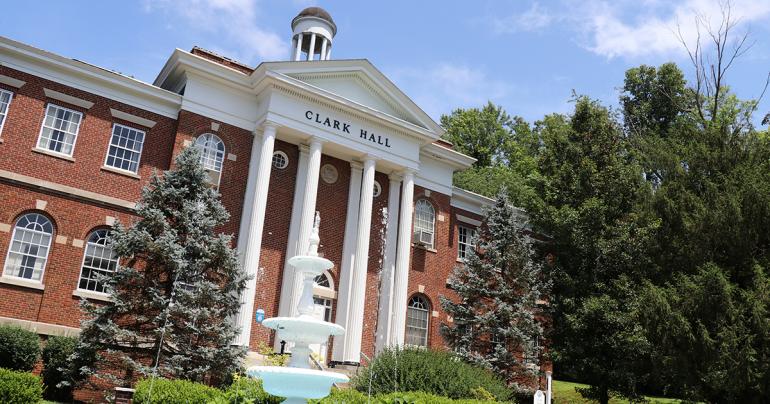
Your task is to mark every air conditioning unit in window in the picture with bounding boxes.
[413,230,433,246]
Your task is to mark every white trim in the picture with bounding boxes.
[0,35,181,118]
[0,89,13,137]
[0,275,45,290]
[36,103,83,157]
[72,288,112,302]
[32,147,75,162]
[43,88,94,109]
[456,214,482,227]
[272,150,289,169]
[0,316,80,337]
[0,74,25,88]
[103,123,145,174]
[109,108,157,128]
[0,169,136,210]
[450,187,495,215]
[101,165,140,179]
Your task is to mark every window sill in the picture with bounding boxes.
[32,147,75,162]
[101,165,140,179]
[0,275,45,290]
[72,289,112,302]
[456,258,466,263]
[412,243,437,253]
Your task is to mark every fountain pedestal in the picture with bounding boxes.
[247,213,349,402]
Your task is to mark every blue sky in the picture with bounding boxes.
[2,0,769,126]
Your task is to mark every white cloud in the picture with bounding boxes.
[143,0,285,63]
[388,63,512,119]
[575,0,770,59]
[493,2,554,34]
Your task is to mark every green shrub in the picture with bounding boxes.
[0,326,40,371]
[0,368,44,404]
[311,387,368,403]
[352,347,511,401]
[41,335,77,401]
[222,374,283,403]
[133,378,222,403]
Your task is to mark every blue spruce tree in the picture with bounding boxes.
[70,146,248,388]
[440,190,549,391]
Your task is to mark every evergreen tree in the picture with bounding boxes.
[528,97,658,404]
[70,146,248,388]
[440,190,548,390]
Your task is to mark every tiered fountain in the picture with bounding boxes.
[247,213,349,403]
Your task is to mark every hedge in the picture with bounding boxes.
[351,347,512,401]
[133,378,222,404]
[41,335,77,401]
[0,325,40,371]
[0,368,44,404]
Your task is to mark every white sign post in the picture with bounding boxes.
[534,389,546,404]
[546,371,553,404]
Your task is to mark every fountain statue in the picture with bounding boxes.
[247,212,349,402]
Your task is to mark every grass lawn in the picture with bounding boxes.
[553,380,683,404]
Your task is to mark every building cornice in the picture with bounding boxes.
[0,36,181,119]
[420,143,476,170]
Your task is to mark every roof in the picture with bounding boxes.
[292,7,337,35]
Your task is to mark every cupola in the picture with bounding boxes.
[291,7,336,61]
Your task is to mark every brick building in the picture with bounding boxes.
[0,6,547,376]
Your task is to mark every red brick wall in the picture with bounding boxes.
[0,66,177,202]
[0,184,133,327]
[250,140,298,345]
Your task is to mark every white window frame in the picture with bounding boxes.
[3,213,54,282]
[77,229,118,294]
[272,150,289,169]
[104,123,146,174]
[0,89,13,137]
[457,225,477,260]
[195,133,225,188]
[405,295,430,347]
[36,104,83,157]
[413,199,436,248]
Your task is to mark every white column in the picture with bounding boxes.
[307,33,316,61]
[276,145,309,325]
[340,156,377,362]
[326,45,332,60]
[234,123,278,347]
[332,161,363,362]
[374,173,402,353]
[294,33,303,61]
[320,38,328,61]
[287,137,324,316]
[390,169,415,346]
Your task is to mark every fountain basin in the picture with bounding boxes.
[287,255,333,275]
[262,315,344,344]
[247,366,349,400]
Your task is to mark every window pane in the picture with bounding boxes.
[37,105,82,156]
[104,124,145,173]
[195,134,225,188]
[0,90,12,135]
[3,214,53,281]
[77,229,118,293]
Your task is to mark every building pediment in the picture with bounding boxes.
[258,60,443,138]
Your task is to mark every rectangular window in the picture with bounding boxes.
[37,104,82,156]
[0,89,13,136]
[105,123,145,173]
[458,225,477,260]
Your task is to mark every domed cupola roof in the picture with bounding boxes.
[292,7,336,36]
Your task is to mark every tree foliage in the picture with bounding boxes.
[440,190,548,389]
[69,146,248,388]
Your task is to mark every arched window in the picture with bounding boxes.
[78,229,118,294]
[3,213,53,281]
[405,295,430,347]
[312,272,335,322]
[195,133,225,187]
[413,199,435,248]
